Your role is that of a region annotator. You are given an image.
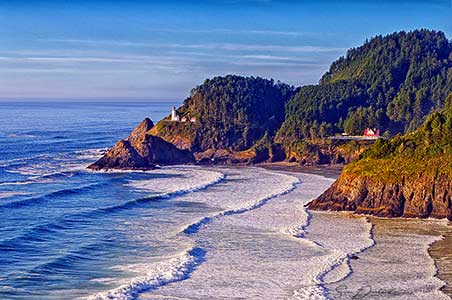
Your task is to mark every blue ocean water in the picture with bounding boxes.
[0,101,219,300]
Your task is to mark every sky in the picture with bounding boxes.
[0,0,451,101]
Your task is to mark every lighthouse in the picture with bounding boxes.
[171,106,180,121]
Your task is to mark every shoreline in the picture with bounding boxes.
[429,225,452,297]
[89,162,452,297]
[325,216,452,299]
[257,161,344,179]
[260,162,452,298]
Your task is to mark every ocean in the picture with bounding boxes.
[0,102,448,300]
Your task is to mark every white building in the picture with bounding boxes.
[171,106,196,123]
[171,106,180,121]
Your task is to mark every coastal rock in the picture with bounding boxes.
[127,117,154,144]
[194,148,263,165]
[134,134,194,165]
[88,139,149,170]
[308,94,452,220]
[308,172,452,219]
[88,118,194,170]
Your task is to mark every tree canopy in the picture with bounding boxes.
[157,75,294,151]
[277,29,452,150]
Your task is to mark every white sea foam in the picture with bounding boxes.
[282,210,375,300]
[87,168,302,300]
[139,171,342,300]
[86,169,446,300]
[0,191,31,198]
[325,218,451,300]
[126,167,226,196]
[75,148,107,160]
[87,247,205,300]
[182,170,300,234]
[7,133,37,138]
[0,180,38,186]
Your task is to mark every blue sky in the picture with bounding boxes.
[0,0,451,101]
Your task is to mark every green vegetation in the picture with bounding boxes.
[155,75,294,151]
[153,30,452,164]
[345,93,452,181]
[277,29,452,155]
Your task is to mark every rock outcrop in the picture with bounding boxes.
[89,30,452,170]
[308,171,452,219]
[88,118,194,170]
[127,118,154,144]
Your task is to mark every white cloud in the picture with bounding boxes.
[39,38,346,53]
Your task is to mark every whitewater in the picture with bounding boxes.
[84,168,373,300]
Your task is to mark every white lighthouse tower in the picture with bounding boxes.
[171,106,179,121]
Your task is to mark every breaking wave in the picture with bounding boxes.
[183,172,300,235]
[87,247,206,300]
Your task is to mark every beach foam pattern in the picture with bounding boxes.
[88,168,300,300]
[137,171,370,300]
[87,247,206,300]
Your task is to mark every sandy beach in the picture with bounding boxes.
[258,162,344,179]
[323,216,451,299]
[262,162,452,299]
[430,226,452,297]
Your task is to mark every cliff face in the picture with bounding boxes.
[308,95,452,220]
[88,118,194,170]
[127,117,154,144]
[286,139,372,165]
[308,171,452,219]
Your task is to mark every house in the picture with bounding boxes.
[364,128,380,137]
[171,107,197,123]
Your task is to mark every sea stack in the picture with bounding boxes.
[88,118,194,170]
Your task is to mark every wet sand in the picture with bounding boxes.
[430,227,452,297]
[326,217,451,299]
[258,161,344,179]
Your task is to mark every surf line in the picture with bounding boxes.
[183,173,300,235]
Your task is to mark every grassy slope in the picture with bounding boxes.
[343,94,452,182]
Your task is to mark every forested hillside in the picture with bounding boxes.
[308,93,452,219]
[277,29,452,155]
[92,29,452,169]
[151,75,294,152]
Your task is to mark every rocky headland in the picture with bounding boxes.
[90,29,452,195]
[88,118,194,170]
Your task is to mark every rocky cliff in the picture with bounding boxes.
[88,118,194,170]
[308,169,452,219]
[308,95,452,220]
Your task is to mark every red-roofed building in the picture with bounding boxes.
[364,128,380,137]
